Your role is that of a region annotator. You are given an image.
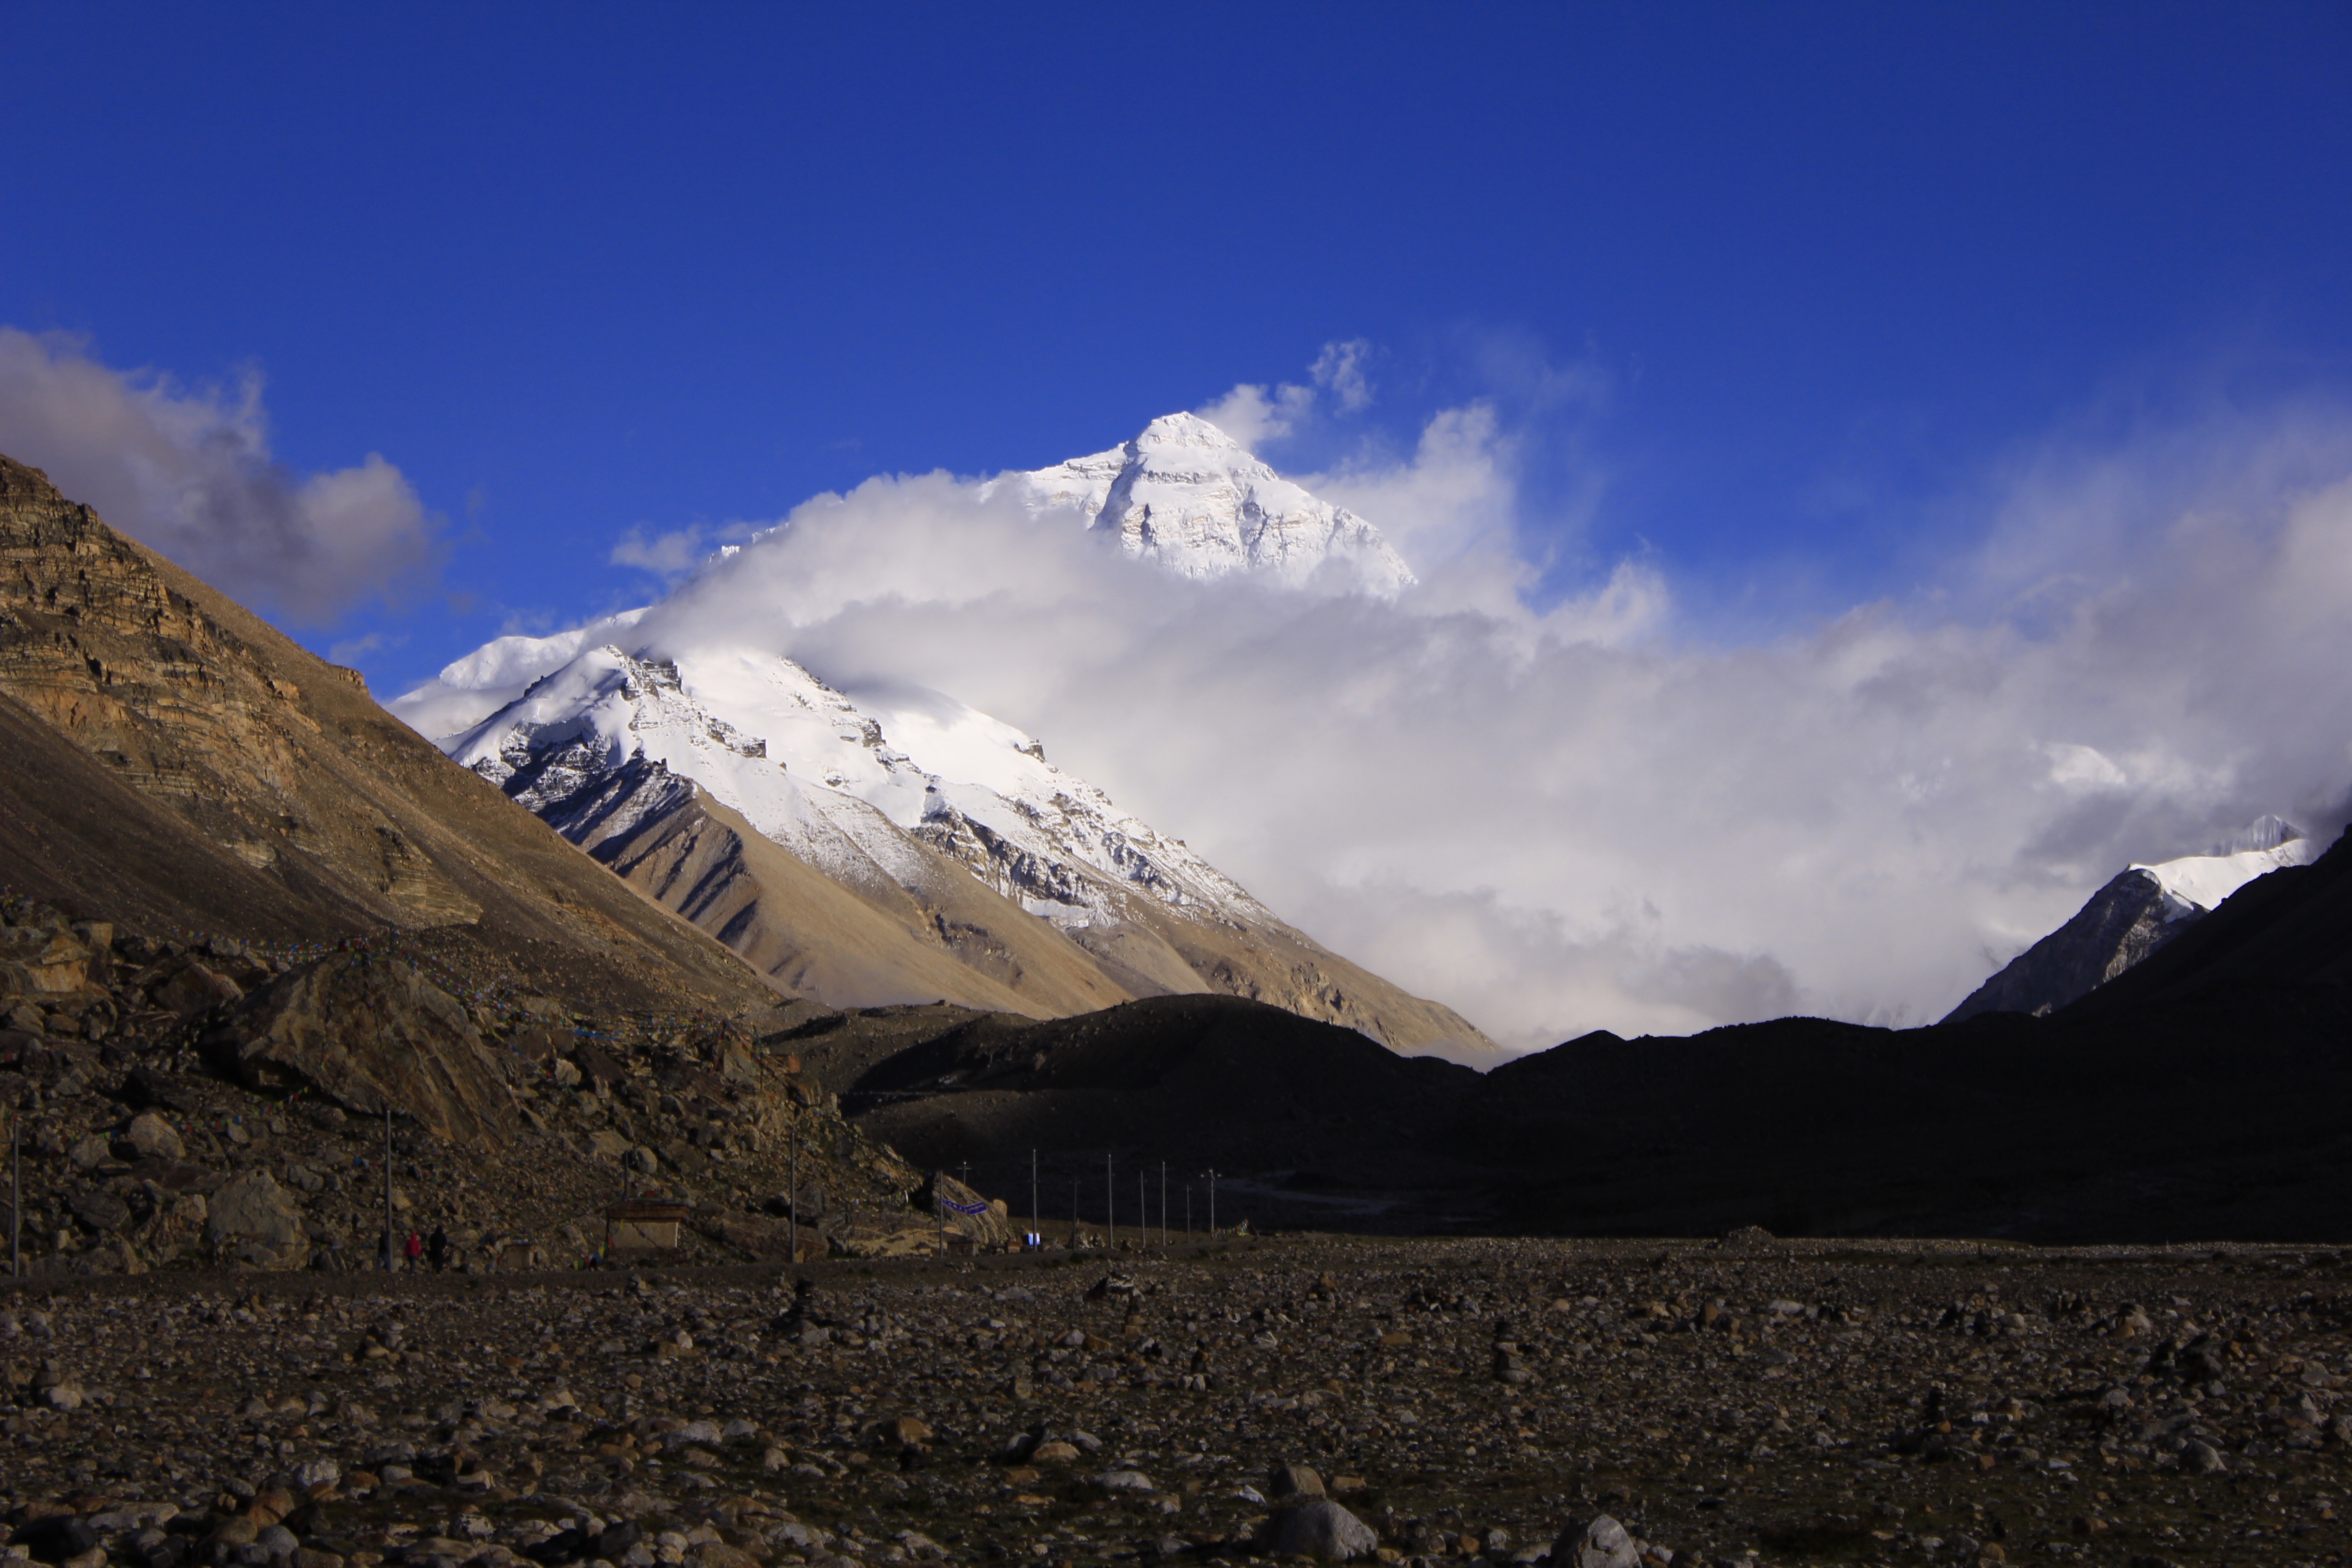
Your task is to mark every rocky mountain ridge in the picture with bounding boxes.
[0,452,777,1019]
[1943,817,2325,1023]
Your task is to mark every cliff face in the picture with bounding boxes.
[0,453,774,1015]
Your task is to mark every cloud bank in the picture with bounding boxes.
[564,385,2352,1053]
[0,329,436,626]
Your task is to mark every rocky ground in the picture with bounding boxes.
[8,1235,2352,1568]
[0,894,989,1282]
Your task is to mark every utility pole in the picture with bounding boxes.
[1160,1162,1167,1249]
[10,1105,20,1279]
[382,1105,395,1271]
[1184,1183,1191,1244]
[1207,1169,1217,1239]
[1105,1151,1114,1248]
[1138,1171,1145,1250]
[789,1117,800,1258]
[1030,1149,1039,1247]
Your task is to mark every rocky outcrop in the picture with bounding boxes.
[201,953,517,1151]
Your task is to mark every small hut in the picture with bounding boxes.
[604,1197,690,1256]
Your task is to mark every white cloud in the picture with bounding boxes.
[0,328,438,625]
[611,520,758,580]
[1310,338,1373,412]
[606,389,2352,1053]
[1195,338,1379,449]
[1195,380,1315,450]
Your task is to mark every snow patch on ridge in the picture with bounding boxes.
[2132,822,2322,921]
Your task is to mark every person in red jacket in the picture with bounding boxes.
[404,1231,424,1269]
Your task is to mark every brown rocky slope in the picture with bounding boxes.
[0,453,775,1017]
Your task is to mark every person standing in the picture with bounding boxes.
[404,1230,423,1269]
[428,1225,451,1272]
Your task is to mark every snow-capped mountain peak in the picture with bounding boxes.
[385,411,1495,1055]
[2132,821,2321,921]
[1943,816,2328,1023]
[992,412,1417,595]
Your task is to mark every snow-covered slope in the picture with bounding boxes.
[394,414,1490,1054]
[442,644,1275,941]
[2131,815,2321,916]
[407,640,1490,1052]
[1943,818,2325,1022]
[990,412,1416,594]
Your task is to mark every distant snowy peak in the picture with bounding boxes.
[2133,824,2321,921]
[1943,817,2325,1024]
[994,411,1417,595]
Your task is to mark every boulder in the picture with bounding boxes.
[1267,1499,1379,1561]
[1557,1516,1642,1568]
[65,1188,129,1232]
[203,953,516,1150]
[918,1170,1015,1247]
[205,1171,310,1270]
[146,1192,209,1256]
[125,1111,184,1160]
[0,904,108,998]
[1271,1462,1326,1498]
[149,960,242,1018]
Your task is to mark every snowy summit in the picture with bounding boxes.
[992,412,1417,595]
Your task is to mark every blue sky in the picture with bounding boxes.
[7,5,2352,1042]
[5,2,2348,691]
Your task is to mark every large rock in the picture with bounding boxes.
[917,1170,1015,1248]
[205,1171,310,1270]
[1557,1516,1642,1568]
[125,1111,183,1160]
[1266,1499,1379,1561]
[204,953,516,1150]
[0,902,108,998]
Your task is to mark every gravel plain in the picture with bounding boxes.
[9,1235,2352,1568]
